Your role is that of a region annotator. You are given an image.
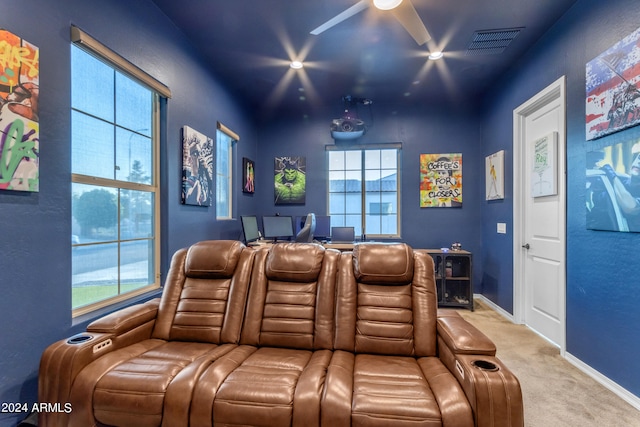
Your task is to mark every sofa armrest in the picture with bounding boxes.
[436,312,524,427]
[87,297,159,336]
[437,311,496,356]
[454,355,524,427]
[39,332,114,427]
[39,299,160,426]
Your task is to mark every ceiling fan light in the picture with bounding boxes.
[373,0,403,11]
[290,60,304,69]
[428,51,444,60]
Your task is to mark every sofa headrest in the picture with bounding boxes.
[184,240,245,279]
[353,243,414,285]
[266,243,324,282]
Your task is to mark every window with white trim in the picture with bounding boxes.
[70,28,169,316]
[327,145,401,238]
[216,126,235,220]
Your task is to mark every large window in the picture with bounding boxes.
[328,146,400,238]
[70,29,168,316]
[216,128,233,219]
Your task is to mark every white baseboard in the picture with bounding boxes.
[473,294,516,322]
[473,294,640,412]
[565,352,640,412]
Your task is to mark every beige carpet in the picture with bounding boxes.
[457,300,640,427]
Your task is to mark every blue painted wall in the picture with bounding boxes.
[0,1,257,425]
[1,0,639,424]
[481,0,640,396]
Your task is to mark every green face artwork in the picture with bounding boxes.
[275,158,306,204]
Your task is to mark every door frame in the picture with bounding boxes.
[512,76,567,353]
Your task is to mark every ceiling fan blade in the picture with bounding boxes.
[310,0,370,35]
[391,0,431,45]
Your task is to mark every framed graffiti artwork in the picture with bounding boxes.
[181,125,214,206]
[274,156,305,204]
[419,153,462,208]
[586,25,640,140]
[0,29,39,192]
[242,157,255,193]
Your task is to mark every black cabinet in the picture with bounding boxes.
[423,250,473,311]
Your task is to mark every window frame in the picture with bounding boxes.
[216,122,238,220]
[70,26,169,317]
[326,144,401,239]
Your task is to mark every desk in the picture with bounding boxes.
[323,242,355,251]
[249,241,355,250]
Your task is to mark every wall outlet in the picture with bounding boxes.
[497,223,507,234]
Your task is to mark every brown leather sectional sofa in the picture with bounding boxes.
[39,240,523,426]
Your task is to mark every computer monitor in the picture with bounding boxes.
[262,216,294,241]
[314,215,331,241]
[240,215,260,244]
[331,226,355,243]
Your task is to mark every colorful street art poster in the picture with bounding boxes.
[0,29,39,192]
[181,125,214,206]
[419,153,462,207]
[242,157,255,193]
[274,156,305,204]
[586,26,640,140]
[586,138,640,232]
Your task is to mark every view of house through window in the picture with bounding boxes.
[328,147,400,238]
[71,44,160,315]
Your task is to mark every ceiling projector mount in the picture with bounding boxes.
[331,95,373,140]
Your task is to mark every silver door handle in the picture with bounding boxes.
[522,243,530,249]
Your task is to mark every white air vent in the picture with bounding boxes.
[466,28,523,55]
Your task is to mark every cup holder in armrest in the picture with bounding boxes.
[66,333,94,344]
[472,360,499,372]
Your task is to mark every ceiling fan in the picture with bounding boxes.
[310,0,431,46]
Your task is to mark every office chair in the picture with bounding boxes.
[295,213,316,242]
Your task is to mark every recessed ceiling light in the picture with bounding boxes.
[290,61,303,69]
[373,0,403,11]
[428,51,444,60]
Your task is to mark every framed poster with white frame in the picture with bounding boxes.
[531,132,557,198]
[485,150,505,200]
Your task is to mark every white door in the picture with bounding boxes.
[513,77,566,351]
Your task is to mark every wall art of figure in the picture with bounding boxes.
[586,25,640,140]
[243,157,255,193]
[181,125,213,206]
[274,156,305,204]
[587,138,640,232]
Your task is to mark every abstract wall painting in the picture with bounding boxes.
[586,25,640,140]
[181,125,214,206]
[419,153,462,207]
[274,156,305,204]
[0,29,39,192]
[242,157,255,193]
[486,150,505,200]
